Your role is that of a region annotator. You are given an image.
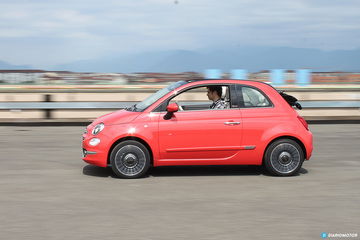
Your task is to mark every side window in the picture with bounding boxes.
[170,87,211,111]
[241,87,271,108]
[167,85,234,111]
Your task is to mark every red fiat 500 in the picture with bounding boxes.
[82,79,313,178]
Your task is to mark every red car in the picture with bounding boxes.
[82,79,313,178]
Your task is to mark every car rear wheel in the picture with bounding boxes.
[264,139,304,176]
[110,140,151,179]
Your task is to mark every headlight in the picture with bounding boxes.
[89,138,101,146]
[92,123,104,135]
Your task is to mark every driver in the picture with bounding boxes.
[207,86,229,109]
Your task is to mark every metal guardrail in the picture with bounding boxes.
[1,101,359,122]
[301,101,360,108]
[1,101,359,110]
[0,102,133,110]
[1,88,359,123]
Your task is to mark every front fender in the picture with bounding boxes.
[105,121,159,165]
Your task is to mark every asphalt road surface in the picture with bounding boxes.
[0,125,359,240]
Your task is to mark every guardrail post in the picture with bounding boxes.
[44,94,52,119]
[231,69,248,80]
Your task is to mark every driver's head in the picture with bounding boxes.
[207,86,222,101]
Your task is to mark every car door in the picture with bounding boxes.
[157,85,243,165]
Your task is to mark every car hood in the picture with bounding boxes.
[92,110,141,126]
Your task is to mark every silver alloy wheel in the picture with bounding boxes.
[269,143,301,174]
[114,145,146,177]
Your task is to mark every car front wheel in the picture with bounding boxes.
[264,139,304,176]
[110,140,151,179]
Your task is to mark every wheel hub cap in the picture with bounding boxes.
[123,153,138,168]
[270,143,301,174]
[278,152,292,165]
[114,145,147,177]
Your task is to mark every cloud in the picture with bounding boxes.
[0,0,359,66]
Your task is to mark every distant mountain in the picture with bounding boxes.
[0,60,31,70]
[55,50,203,73]
[54,46,360,73]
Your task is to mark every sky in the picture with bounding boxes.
[0,0,359,68]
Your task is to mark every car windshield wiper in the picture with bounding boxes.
[125,104,135,111]
[125,104,141,112]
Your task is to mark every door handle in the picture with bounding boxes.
[224,121,241,125]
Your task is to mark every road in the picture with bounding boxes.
[0,125,359,240]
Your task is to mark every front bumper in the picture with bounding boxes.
[82,149,97,158]
[82,132,109,167]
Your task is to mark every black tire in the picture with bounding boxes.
[110,140,151,179]
[264,139,304,176]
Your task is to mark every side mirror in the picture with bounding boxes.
[163,103,179,120]
[167,103,179,113]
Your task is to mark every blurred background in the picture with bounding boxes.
[1,2,360,240]
[0,0,360,122]
[0,0,359,122]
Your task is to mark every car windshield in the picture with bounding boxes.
[127,81,187,111]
